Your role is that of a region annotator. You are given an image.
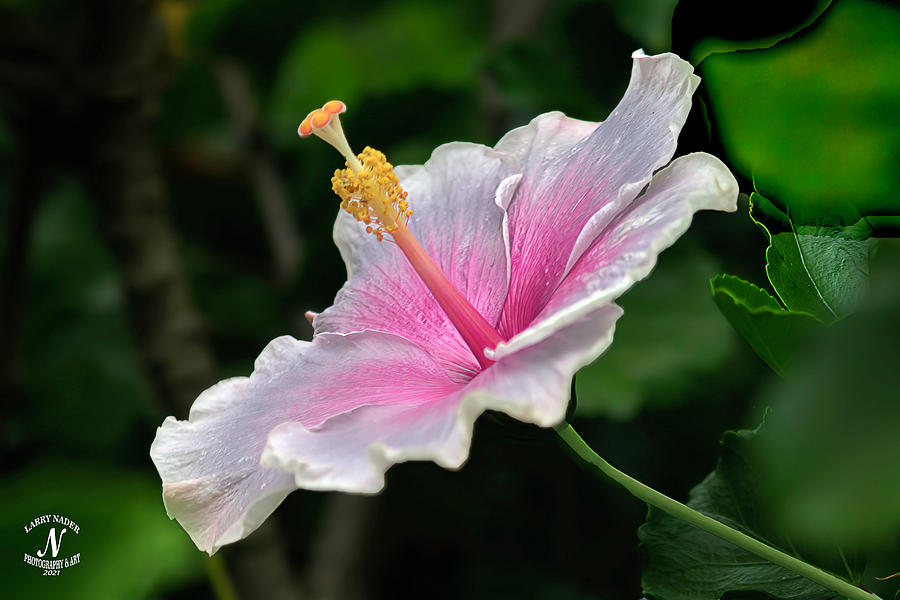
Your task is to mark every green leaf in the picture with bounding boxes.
[576,243,735,420]
[750,193,873,323]
[751,240,900,556]
[702,0,900,219]
[710,274,819,378]
[639,422,864,600]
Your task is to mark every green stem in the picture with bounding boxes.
[206,554,239,600]
[555,423,880,600]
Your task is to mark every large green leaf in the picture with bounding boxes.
[710,274,819,378]
[640,423,863,600]
[576,243,735,420]
[702,0,900,219]
[750,193,872,323]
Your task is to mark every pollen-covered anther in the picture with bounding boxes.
[332,146,412,242]
[298,100,345,137]
[297,100,362,172]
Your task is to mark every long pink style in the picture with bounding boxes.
[391,226,504,369]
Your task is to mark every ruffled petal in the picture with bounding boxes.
[261,304,623,494]
[261,395,468,494]
[490,152,738,359]
[150,331,460,554]
[316,142,516,379]
[499,51,701,338]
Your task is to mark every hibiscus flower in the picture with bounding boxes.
[150,50,738,554]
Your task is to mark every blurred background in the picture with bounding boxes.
[1,0,898,598]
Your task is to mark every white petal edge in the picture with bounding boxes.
[493,111,600,166]
[563,50,700,278]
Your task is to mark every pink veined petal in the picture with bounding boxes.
[150,330,461,554]
[315,142,516,380]
[493,111,600,170]
[490,152,738,359]
[260,303,622,495]
[499,51,700,339]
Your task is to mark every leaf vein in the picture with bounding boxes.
[789,217,838,319]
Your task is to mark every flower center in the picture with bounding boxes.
[299,101,504,368]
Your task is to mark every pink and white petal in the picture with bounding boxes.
[472,303,623,426]
[398,143,515,323]
[150,331,460,554]
[261,394,469,494]
[316,142,517,379]
[491,152,738,360]
[261,304,622,494]
[499,51,701,338]
[493,111,600,168]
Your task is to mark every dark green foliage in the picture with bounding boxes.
[751,241,900,552]
[702,0,900,219]
[577,242,735,419]
[750,193,872,323]
[673,0,831,63]
[640,422,864,600]
[710,191,875,375]
[710,274,818,377]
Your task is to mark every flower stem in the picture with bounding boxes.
[554,423,881,600]
[206,554,239,600]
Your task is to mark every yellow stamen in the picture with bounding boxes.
[299,101,411,241]
[297,100,504,364]
[332,147,412,241]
